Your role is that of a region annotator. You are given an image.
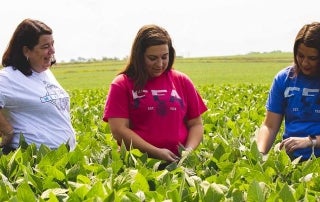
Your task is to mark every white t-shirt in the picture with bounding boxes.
[0,67,76,150]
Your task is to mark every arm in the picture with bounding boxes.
[256,111,283,154]
[0,109,14,146]
[184,116,204,151]
[108,118,178,162]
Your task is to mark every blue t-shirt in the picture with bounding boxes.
[267,66,320,160]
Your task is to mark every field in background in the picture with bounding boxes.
[52,52,293,90]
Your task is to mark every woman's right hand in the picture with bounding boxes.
[156,148,180,162]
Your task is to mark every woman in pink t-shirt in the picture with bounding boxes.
[103,24,207,163]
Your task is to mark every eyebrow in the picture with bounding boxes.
[147,53,169,57]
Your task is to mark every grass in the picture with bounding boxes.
[51,61,124,90]
[0,52,293,90]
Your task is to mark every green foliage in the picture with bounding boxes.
[1,83,320,201]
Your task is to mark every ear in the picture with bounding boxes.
[22,46,30,58]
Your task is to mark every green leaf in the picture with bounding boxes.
[203,183,225,202]
[77,174,91,184]
[18,133,29,150]
[41,188,68,199]
[212,144,225,161]
[86,181,106,199]
[47,166,66,181]
[16,181,36,202]
[73,184,90,200]
[247,181,265,202]
[104,190,115,202]
[166,188,180,202]
[277,183,295,201]
[131,172,149,193]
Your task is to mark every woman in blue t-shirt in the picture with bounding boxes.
[257,22,320,161]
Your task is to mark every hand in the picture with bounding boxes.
[0,130,14,147]
[280,137,312,153]
[156,148,180,162]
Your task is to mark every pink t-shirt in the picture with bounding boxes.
[103,69,207,154]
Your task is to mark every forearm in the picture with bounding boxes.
[256,125,278,154]
[0,110,14,145]
[185,124,204,150]
[0,110,13,134]
[113,128,161,158]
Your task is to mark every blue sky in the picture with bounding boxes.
[1,0,320,62]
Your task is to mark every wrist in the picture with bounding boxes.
[308,135,317,148]
[185,147,193,151]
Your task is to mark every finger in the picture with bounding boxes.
[171,153,180,161]
[289,145,295,152]
[279,142,284,149]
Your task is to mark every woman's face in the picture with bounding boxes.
[23,34,55,73]
[296,43,320,76]
[144,44,169,77]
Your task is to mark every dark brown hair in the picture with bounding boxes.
[293,22,320,76]
[120,24,176,90]
[2,18,55,76]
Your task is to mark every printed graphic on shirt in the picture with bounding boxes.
[285,87,320,118]
[132,89,184,116]
[40,84,69,111]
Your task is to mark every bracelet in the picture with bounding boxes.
[308,136,317,148]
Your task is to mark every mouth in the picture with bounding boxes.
[302,67,311,71]
[153,67,163,72]
[45,56,55,63]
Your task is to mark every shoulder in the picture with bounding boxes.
[0,66,14,75]
[110,74,134,90]
[0,67,20,92]
[168,69,196,90]
[274,66,294,81]
[169,69,192,82]
[277,66,294,76]
[170,69,188,77]
[270,66,296,91]
[44,69,56,79]
[112,74,130,84]
[0,66,21,79]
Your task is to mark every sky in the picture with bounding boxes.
[1,0,320,62]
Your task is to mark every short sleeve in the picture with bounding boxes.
[103,75,130,122]
[266,68,290,114]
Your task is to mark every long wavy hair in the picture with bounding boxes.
[2,18,56,76]
[293,22,320,76]
[120,24,176,90]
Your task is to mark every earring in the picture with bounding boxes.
[26,56,29,61]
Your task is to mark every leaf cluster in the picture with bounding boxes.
[0,84,319,201]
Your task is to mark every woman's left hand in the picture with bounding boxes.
[280,137,312,153]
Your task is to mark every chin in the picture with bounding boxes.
[152,74,162,77]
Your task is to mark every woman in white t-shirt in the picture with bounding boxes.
[0,18,76,154]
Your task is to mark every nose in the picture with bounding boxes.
[155,58,164,67]
[49,45,55,54]
[301,57,309,67]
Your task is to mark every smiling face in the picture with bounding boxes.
[296,43,320,76]
[144,44,169,78]
[23,34,55,73]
